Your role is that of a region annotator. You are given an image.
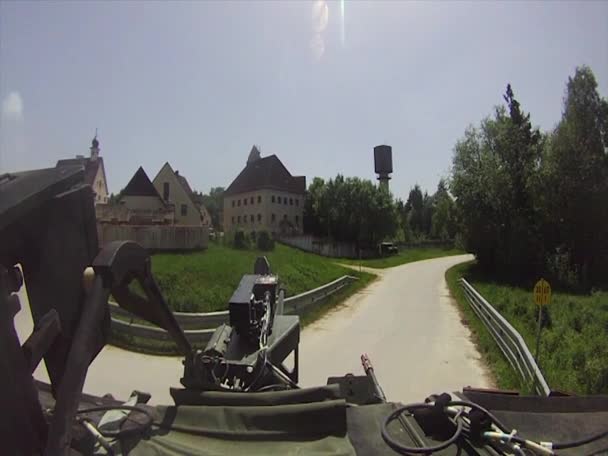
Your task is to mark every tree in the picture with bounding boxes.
[405,185,424,234]
[451,84,544,278]
[194,187,224,229]
[543,66,608,287]
[303,175,397,246]
[431,179,457,241]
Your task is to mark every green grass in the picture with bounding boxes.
[150,242,367,313]
[446,261,608,394]
[111,268,376,356]
[340,247,464,269]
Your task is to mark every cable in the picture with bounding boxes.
[381,403,464,454]
[552,429,608,450]
[447,400,510,433]
[75,405,154,438]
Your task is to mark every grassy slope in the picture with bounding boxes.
[340,247,464,269]
[446,261,608,394]
[150,243,366,312]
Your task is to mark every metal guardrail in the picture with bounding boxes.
[110,275,357,349]
[459,278,551,396]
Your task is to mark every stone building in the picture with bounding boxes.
[223,146,306,236]
[56,135,108,205]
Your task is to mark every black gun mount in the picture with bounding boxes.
[179,261,300,393]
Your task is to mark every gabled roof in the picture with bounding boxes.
[56,156,105,191]
[154,162,201,210]
[122,166,163,199]
[225,154,306,196]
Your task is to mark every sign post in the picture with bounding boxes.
[533,278,551,363]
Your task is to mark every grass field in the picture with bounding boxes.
[340,246,464,269]
[446,261,608,395]
[111,270,376,355]
[149,243,368,313]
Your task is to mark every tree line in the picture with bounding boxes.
[303,175,457,247]
[451,65,607,289]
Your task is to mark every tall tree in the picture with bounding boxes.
[544,66,608,286]
[452,84,544,277]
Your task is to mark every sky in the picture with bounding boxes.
[1,1,607,201]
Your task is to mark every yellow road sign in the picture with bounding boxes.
[533,278,551,306]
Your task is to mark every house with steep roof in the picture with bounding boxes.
[56,135,108,205]
[223,146,306,235]
[152,162,209,226]
[95,166,174,225]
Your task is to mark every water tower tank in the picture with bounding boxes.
[374,145,393,175]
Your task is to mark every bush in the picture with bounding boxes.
[257,231,275,251]
[233,230,248,249]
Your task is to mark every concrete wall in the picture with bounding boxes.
[223,189,304,235]
[153,163,201,226]
[98,224,208,250]
[277,234,376,259]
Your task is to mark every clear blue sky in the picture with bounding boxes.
[1,1,607,200]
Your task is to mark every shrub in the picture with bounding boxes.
[233,230,248,249]
[257,230,275,251]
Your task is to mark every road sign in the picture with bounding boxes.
[533,278,551,306]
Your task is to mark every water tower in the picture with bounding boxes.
[374,145,393,191]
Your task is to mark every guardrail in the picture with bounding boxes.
[459,278,550,396]
[110,275,357,350]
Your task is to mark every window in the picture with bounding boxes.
[238,199,241,207]
[238,215,241,223]
[284,198,288,205]
[250,214,254,222]
[232,200,235,207]
[289,198,293,205]
[181,204,188,216]
[271,213,276,222]
[272,195,275,203]
[295,215,299,224]
[257,195,262,203]
[163,182,170,200]
[232,216,235,223]
[250,196,254,204]
[283,214,287,220]
[277,196,281,204]
[244,198,248,206]
[257,214,261,222]
[295,199,299,207]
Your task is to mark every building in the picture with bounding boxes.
[152,162,209,226]
[96,165,208,251]
[223,146,306,236]
[101,166,175,224]
[56,135,108,205]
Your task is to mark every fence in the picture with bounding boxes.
[98,224,208,251]
[110,275,357,350]
[459,278,551,396]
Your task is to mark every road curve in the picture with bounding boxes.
[15,254,489,405]
[299,254,492,403]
